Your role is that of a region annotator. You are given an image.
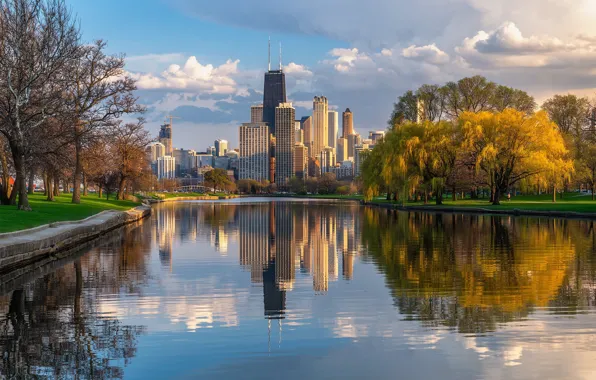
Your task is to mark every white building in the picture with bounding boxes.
[215,139,228,156]
[312,96,328,159]
[327,110,338,151]
[239,122,270,181]
[157,156,176,180]
[148,142,166,162]
[320,146,336,174]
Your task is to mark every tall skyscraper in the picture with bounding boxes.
[300,116,312,156]
[347,133,361,159]
[321,146,336,174]
[159,122,173,156]
[312,96,328,159]
[157,156,176,179]
[293,142,308,179]
[147,142,166,162]
[342,108,354,138]
[336,137,347,163]
[262,40,286,135]
[215,139,228,156]
[274,103,296,186]
[327,110,338,151]
[239,122,270,181]
[251,104,264,123]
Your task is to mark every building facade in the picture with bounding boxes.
[369,131,385,145]
[347,133,361,160]
[147,142,166,162]
[336,137,348,163]
[342,108,354,138]
[320,146,336,174]
[293,142,308,179]
[158,122,173,156]
[157,156,176,180]
[274,103,296,186]
[251,104,264,123]
[239,122,270,181]
[312,96,328,160]
[300,116,312,156]
[215,139,228,156]
[327,110,338,151]
[263,70,287,136]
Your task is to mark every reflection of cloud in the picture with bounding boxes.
[333,316,369,339]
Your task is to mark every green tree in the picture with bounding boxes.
[204,168,232,192]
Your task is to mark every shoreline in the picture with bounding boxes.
[0,205,151,272]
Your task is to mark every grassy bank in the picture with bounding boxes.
[0,193,140,233]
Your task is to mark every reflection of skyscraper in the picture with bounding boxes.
[275,203,295,290]
[157,205,176,270]
[312,217,329,292]
[342,253,354,280]
[239,204,270,283]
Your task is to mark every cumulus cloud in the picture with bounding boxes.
[402,44,450,65]
[284,62,313,77]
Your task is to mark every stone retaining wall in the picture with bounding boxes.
[0,205,151,272]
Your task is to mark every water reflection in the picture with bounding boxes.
[0,200,596,378]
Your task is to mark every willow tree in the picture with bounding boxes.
[461,109,570,205]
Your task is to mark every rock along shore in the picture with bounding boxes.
[0,205,151,272]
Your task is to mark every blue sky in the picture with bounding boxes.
[66,0,596,148]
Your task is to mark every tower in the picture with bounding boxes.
[342,108,354,138]
[274,103,296,186]
[159,123,173,156]
[312,96,328,161]
[262,39,287,136]
[327,110,338,151]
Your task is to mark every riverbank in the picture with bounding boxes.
[0,193,141,233]
[0,204,150,272]
[142,192,239,203]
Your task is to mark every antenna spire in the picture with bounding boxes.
[268,37,271,71]
[279,42,282,70]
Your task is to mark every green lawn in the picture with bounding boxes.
[0,193,140,233]
[372,193,596,213]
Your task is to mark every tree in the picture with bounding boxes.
[204,168,233,192]
[389,90,418,126]
[288,176,306,194]
[0,0,80,210]
[442,76,496,118]
[542,94,590,135]
[460,109,570,205]
[319,173,339,194]
[67,40,142,204]
[416,84,445,122]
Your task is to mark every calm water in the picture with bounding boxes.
[1,199,596,379]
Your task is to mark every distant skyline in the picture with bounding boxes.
[67,0,596,148]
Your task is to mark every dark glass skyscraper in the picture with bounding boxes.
[262,70,286,136]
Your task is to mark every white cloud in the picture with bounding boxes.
[284,62,313,77]
[402,44,450,65]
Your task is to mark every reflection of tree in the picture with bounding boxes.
[361,209,583,333]
[0,223,151,378]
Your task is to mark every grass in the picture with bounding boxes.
[145,192,206,199]
[0,193,140,233]
[371,193,596,213]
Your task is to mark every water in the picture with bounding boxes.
[1,198,596,379]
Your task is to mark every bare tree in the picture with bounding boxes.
[0,0,80,210]
[67,40,143,204]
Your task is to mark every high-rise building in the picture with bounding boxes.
[158,123,173,156]
[300,116,312,155]
[207,146,216,156]
[157,156,176,179]
[239,122,270,181]
[215,139,228,156]
[262,41,287,135]
[342,108,354,138]
[293,142,308,179]
[320,146,336,174]
[312,96,328,159]
[195,153,213,168]
[327,110,338,151]
[336,137,348,163]
[147,142,166,162]
[295,128,303,144]
[251,104,264,123]
[274,103,295,186]
[369,131,385,145]
[173,148,196,177]
[347,133,361,159]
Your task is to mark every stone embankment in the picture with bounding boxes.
[145,195,238,203]
[0,205,151,271]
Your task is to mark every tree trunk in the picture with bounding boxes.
[436,188,443,205]
[492,186,501,205]
[452,186,456,201]
[424,189,428,204]
[592,182,595,201]
[46,172,54,202]
[72,130,83,204]
[11,147,30,211]
[117,177,126,200]
[27,168,35,195]
[553,185,557,203]
[82,171,88,196]
[0,147,11,204]
[98,184,103,199]
[490,186,495,204]
[43,172,48,196]
[53,177,60,197]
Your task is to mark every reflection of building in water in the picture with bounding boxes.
[157,205,176,269]
[275,203,295,290]
[312,217,329,292]
[327,215,338,282]
[211,226,229,255]
[342,252,354,280]
[239,205,270,283]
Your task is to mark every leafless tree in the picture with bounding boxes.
[0,0,80,210]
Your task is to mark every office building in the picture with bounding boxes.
[147,142,166,162]
[312,96,328,159]
[239,122,270,181]
[207,146,216,156]
[195,153,213,168]
[214,156,230,170]
[294,142,308,179]
[300,116,312,156]
[369,131,385,145]
[251,104,264,123]
[173,148,196,177]
[275,103,296,186]
[347,133,361,159]
[335,160,354,180]
[158,122,173,156]
[320,146,336,174]
[262,40,287,135]
[295,128,303,144]
[215,139,228,156]
[342,108,354,137]
[157,156,176,180]
[337,137,348,163]
[327,111,338,151]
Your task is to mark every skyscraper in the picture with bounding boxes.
[214,139,228,156]
[159,122,173,156]
[369,131,385,145]
[147,142,165,162]
[274,103,295,186]
[251,104,264,123]
[239,122,270,181]
[300,116,312,156]
[327,110,338,151]
[262,41,286,135]
[347,133,361,159]
[336,137,347,163]
[293,142,308,179]
[312,96,328,159]
[321,146,336,174]
[157,156,176,179]
[342,108,354,138]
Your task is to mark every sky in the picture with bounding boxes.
[67,0,596,149]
